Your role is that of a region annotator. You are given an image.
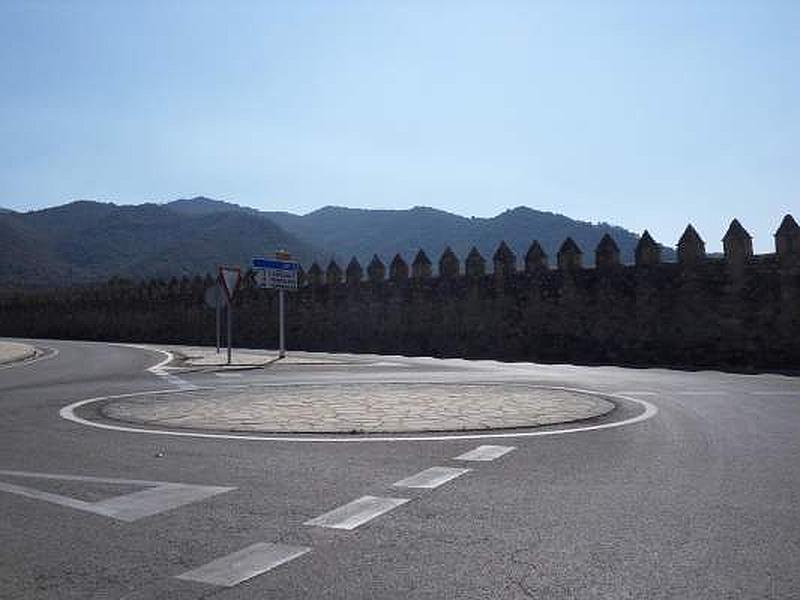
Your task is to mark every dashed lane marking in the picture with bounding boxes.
[392,466,471,489]
[0,470,234,522]
[176,542,311,587]
[748,391,800,396]
[215,372,244,378]
[454,445,516,462]
[674,391,729,396]
[304,495,410,530]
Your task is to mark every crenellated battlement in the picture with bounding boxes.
[303,215,799,287]
[272,215,799,368]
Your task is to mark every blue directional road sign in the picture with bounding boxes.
[252,258,300,271]
[252,257,300,290]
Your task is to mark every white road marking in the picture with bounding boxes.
[454,445,516,462]
[0,470,234,522]
[748,391,800,396]
[115,343,198,390]
[176,542,310,587]
[59,388,659,443]
[613,391,658,396]
[304,495,410,530]
[675,391,729,396]
[366,361,410,368]
[215,373,243,378]
[392,466,471,489]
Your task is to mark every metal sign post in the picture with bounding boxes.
[252,252,299,359]
[218,266,242,366]
[226,293,232,365]
[279,288,285,358]
[203,283,223,354]
[216,280,221,354]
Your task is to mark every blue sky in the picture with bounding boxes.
[1,0,798,252]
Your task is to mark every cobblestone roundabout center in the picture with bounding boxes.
[101,383,616,434]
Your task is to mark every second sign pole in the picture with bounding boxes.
[279,288,285,358]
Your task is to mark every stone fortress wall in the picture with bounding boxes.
[1,215,798,370]
[278,215,800,369]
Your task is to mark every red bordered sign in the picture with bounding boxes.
[218,266,241,301]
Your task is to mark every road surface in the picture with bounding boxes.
[1,338,799,599]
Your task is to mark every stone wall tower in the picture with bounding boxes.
[367,255,386,282]
[595,234,620,270]
[722,219,753,265]
[438,247,460,279]
[677,225,705,266]
[465,247,486,278]
[557,238,582,271]
[635,231,661,266]
[525,241,548,273]
[389,254,408,282]
[412,250,432,279]
[493,241,516,279]
[326,260,342,285]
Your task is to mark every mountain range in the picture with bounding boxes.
[0,197,671,287]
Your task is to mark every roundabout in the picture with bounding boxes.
[98,382,615,434]
[61,379,656,442]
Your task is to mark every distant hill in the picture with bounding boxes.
[0,200,316,287]
[0,196,671,288]
[165,199,668,269]
[166,196,259,217]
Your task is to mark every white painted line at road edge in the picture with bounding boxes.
[176,542,311,587]
[392,466,471,489]
[58,386,658,443]
[304,495,410,530]
[454,445,516,462]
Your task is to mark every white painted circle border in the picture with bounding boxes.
[59,385,658,443]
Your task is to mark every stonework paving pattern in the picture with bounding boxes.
[101,383,615,434]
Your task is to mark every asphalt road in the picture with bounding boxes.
[1,338,799,599]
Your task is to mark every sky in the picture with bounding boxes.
[1,1,798,252]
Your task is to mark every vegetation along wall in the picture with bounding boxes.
[1,215,798,370]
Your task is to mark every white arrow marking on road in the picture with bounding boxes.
[113,344,198,390]
[0,470,234,522]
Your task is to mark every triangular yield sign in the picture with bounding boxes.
[218,266,241,300]
[0,469,235,522]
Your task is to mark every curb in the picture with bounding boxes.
[0,343,38,366]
